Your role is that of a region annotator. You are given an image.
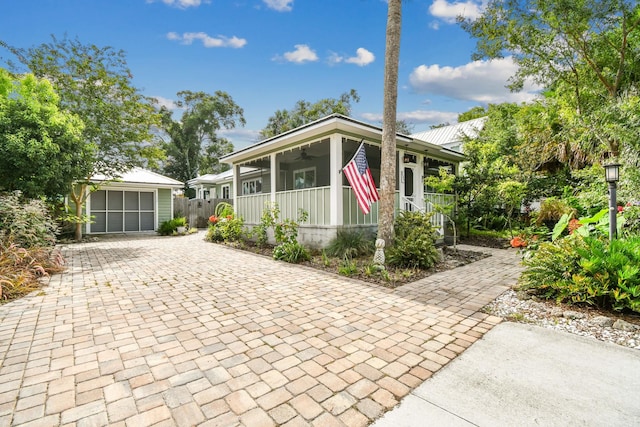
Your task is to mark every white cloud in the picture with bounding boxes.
[153,96,179,110]
[218,128,262,148]
[328,48,375,66]
[275,44,318,63]
[147,0,207,8]
[345,48,375,66]
[361,110,458,126]
[263,0,293,12]
[408,56,541,104]
[167,32,247,48]
[429,0,485,24]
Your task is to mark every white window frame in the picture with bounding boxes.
[242,178,262,195]
[293,167,316,190]
[221,184,230,199]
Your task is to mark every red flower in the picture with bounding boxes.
[209,215,218,224]
[226,215,233,220]
[617,206,624,213]
[510,236,527,248]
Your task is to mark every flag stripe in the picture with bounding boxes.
[343,142,379,215]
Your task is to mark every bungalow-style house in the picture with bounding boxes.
[411,116,487,153]
[83,168,183,234]
[187,169,234,200]
[220,114,464,248]
[186,167,259,200]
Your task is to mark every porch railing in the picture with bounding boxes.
[237,188,451,235]
[237,187,331,225]
[424,192,456,208]
[276,186,330,225]
[342,187,382,226]
[399,195,447,237]
[236,193,271,224]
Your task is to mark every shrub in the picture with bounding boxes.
[622,205,640,237]
[535,197,576,228]
[338,256,358,276]
[519,234,640,313]
[253,202,311,264]
[0,241,65,302]
[387,211,439,269]
[173,216,187,227]
[326,230,375,259]
[206,215,245,242]
[0,192,58,248]
[273,241,310,263]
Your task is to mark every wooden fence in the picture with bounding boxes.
[173,198,232,228]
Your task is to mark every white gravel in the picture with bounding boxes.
[485,289,640,350]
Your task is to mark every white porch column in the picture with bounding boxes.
[330,134,343,226]
[270,153,277,203]
[233,164,240,207]
[416,154,426,210]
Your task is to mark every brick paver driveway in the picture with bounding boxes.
[0,232,523,427]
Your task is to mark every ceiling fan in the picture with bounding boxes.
[295,148,315,161]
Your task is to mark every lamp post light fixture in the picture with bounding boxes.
[604,163,621,241]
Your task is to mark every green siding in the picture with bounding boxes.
[158,189,172,224]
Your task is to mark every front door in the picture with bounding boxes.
[403,165,416,211]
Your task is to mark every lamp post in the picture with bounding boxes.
[604,163,620,241]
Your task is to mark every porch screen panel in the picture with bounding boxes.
[140,192,154,210]
[108,191,123,210]
[108,212,123,232]
[125,191,139,210]
[140,212,154,231]
[140,192,155,231]
[92,190,107,210]
[92,212,106,232]
[125,213,139,231]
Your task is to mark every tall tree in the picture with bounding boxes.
[461,0,640,159]
[158,90,244,185]
[1,36,163,240]
[395,119,414,135]
[458,106,488,122]
[377,0,402,246]
[260,89,359,138]
[0,69,90,198]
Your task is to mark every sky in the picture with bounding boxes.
[0,0,540,150]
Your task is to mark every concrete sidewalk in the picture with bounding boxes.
[372,322,640,427]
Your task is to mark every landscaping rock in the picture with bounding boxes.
[563,310,585,320]
[613,319,639,332]
[591,316,614,328]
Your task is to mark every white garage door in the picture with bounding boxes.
[90,190,155,232]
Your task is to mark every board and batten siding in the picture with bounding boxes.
[157,189,173,224]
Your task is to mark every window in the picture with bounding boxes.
[242,178,262,195]
[293,167,316,190]
[221,184,230,199]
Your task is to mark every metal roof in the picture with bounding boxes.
[411,117,487,150]
[92,168,183,187]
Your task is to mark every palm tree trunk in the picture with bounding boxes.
[378,0,402,246]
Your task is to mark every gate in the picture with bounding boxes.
[173,198,232,228]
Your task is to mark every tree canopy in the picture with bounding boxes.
[1,36,164,239]
[158,90,245,185]
[461,0,640,161]
[0,69,90,198]
[1,36,163,177]
[260,89,360,138]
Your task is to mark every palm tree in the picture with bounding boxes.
[378,0,402,246]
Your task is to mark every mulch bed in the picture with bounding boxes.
[222,241,490,288]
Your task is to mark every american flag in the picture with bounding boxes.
[343,142,380,215]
